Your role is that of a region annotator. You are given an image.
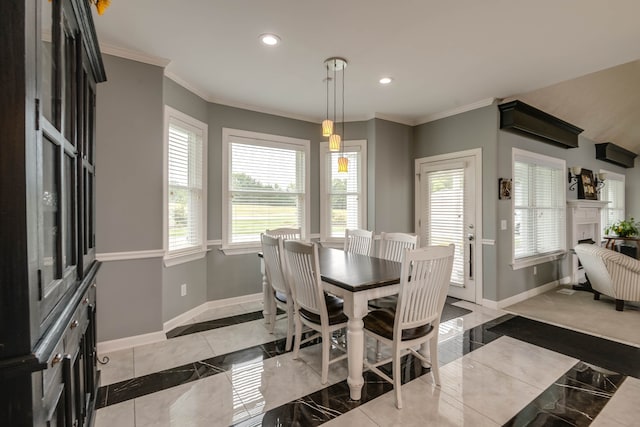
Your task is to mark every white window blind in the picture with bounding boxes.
[223,130,310,248]
[165,107,207,260]
[425,168,465,285]
[513,150,566,265]
[601,171,625,235]
[320,140,367,240]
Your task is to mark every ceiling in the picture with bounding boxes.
[92,0,640,153]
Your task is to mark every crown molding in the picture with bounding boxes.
[416,98,496,125]
[99,42,171,67]
[164,71,212,102]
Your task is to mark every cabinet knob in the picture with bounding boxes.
[70,320,79,329]
[92,283,97,288]
[51,353,63,367]
[83,297,90,304]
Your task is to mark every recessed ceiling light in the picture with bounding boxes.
[379,77,393,85]
[260,33,280,46]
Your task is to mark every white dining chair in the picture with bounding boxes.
[344,228,373,256]
[363,244,454,409]
[378,232,419,262]
[266,227,302,241]
[283,240,348,384]
[260,234,295,351]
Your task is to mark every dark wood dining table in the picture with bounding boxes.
[260,246,402,400]
[261,245,402,399]
[316,247,401,399]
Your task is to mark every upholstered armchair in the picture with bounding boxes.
[574,244,640,311]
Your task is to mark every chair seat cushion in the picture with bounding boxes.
[368,295,397,309]
[275,291,287,304]
[363,308,433,341]
[299,294,348,326]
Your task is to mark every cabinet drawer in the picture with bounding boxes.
[42,339,65,397]
[64,297,89,353]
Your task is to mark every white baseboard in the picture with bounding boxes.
[98,293,264,353]
[162,292,263,333]
[97,331,166,354]
[482,276,570,310]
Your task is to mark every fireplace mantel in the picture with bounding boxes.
[567,199,610,209]
[567,199,609,285]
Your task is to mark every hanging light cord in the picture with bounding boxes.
[341,61,345,153]
[325,65,329,123]
[333,62,337,132]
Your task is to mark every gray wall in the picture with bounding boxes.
[161,78,209,322]
[370,119,414,233]
[96,55,164,253]
[96,55,164,341]
[413,106,500,301]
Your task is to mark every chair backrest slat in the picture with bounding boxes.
[395,245,455,333]
[283,241,327,319]
[344,229,373,256]
[261,234,289,295]
[266,227,302,241]
[378,232,419,262]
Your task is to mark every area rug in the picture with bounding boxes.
[504,286,640,347]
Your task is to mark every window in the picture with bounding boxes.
[222,129,310,252]
[320,140,367,242]
[512,148,566,269]
[164,106,208,266]
[600,170,625,235]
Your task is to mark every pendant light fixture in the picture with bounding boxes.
[322,63,333,137]
[337,60,348,172]
[323,57,347,154]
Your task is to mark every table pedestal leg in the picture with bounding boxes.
[346,318,365,400]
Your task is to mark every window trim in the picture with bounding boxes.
[221,128,310,254]
[511,148,566,270]
[319,139,368,244]
[163,106,208,267]
[600,169,625,236]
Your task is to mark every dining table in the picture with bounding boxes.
[261,246,402,400]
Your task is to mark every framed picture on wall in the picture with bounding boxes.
[498,178,512,200]
[577,168,597,200]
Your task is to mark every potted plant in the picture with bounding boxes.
[605,217,640,237]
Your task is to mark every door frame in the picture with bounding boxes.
[414,148,483,304]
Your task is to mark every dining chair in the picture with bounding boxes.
[266,227,302,241]
[378,232,419,262]
[283,240,348,384]
[344,228,373,256]
[261,234,295,351]
[363,244,455,409]
[369,232,420,312]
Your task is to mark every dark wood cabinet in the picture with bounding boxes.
[0,0,106,425]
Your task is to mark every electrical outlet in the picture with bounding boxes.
[533,266,537,275]
[180,283,187,296]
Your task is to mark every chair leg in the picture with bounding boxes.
[285,313,294,351]
[375,339,382,362]
[429,337,440,386]
[268,310,277,333]
[615,299,624,312]
[293,315,303,359]
[593,291,601,301]
[393,345,403,409]
[321,333,330,384]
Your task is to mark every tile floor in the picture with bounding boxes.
[95,294,640,426]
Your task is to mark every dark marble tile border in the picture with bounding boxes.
[487,315,640,379]
[98,311,498,409]
[505,361,627,426]
[166,309,285,339]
